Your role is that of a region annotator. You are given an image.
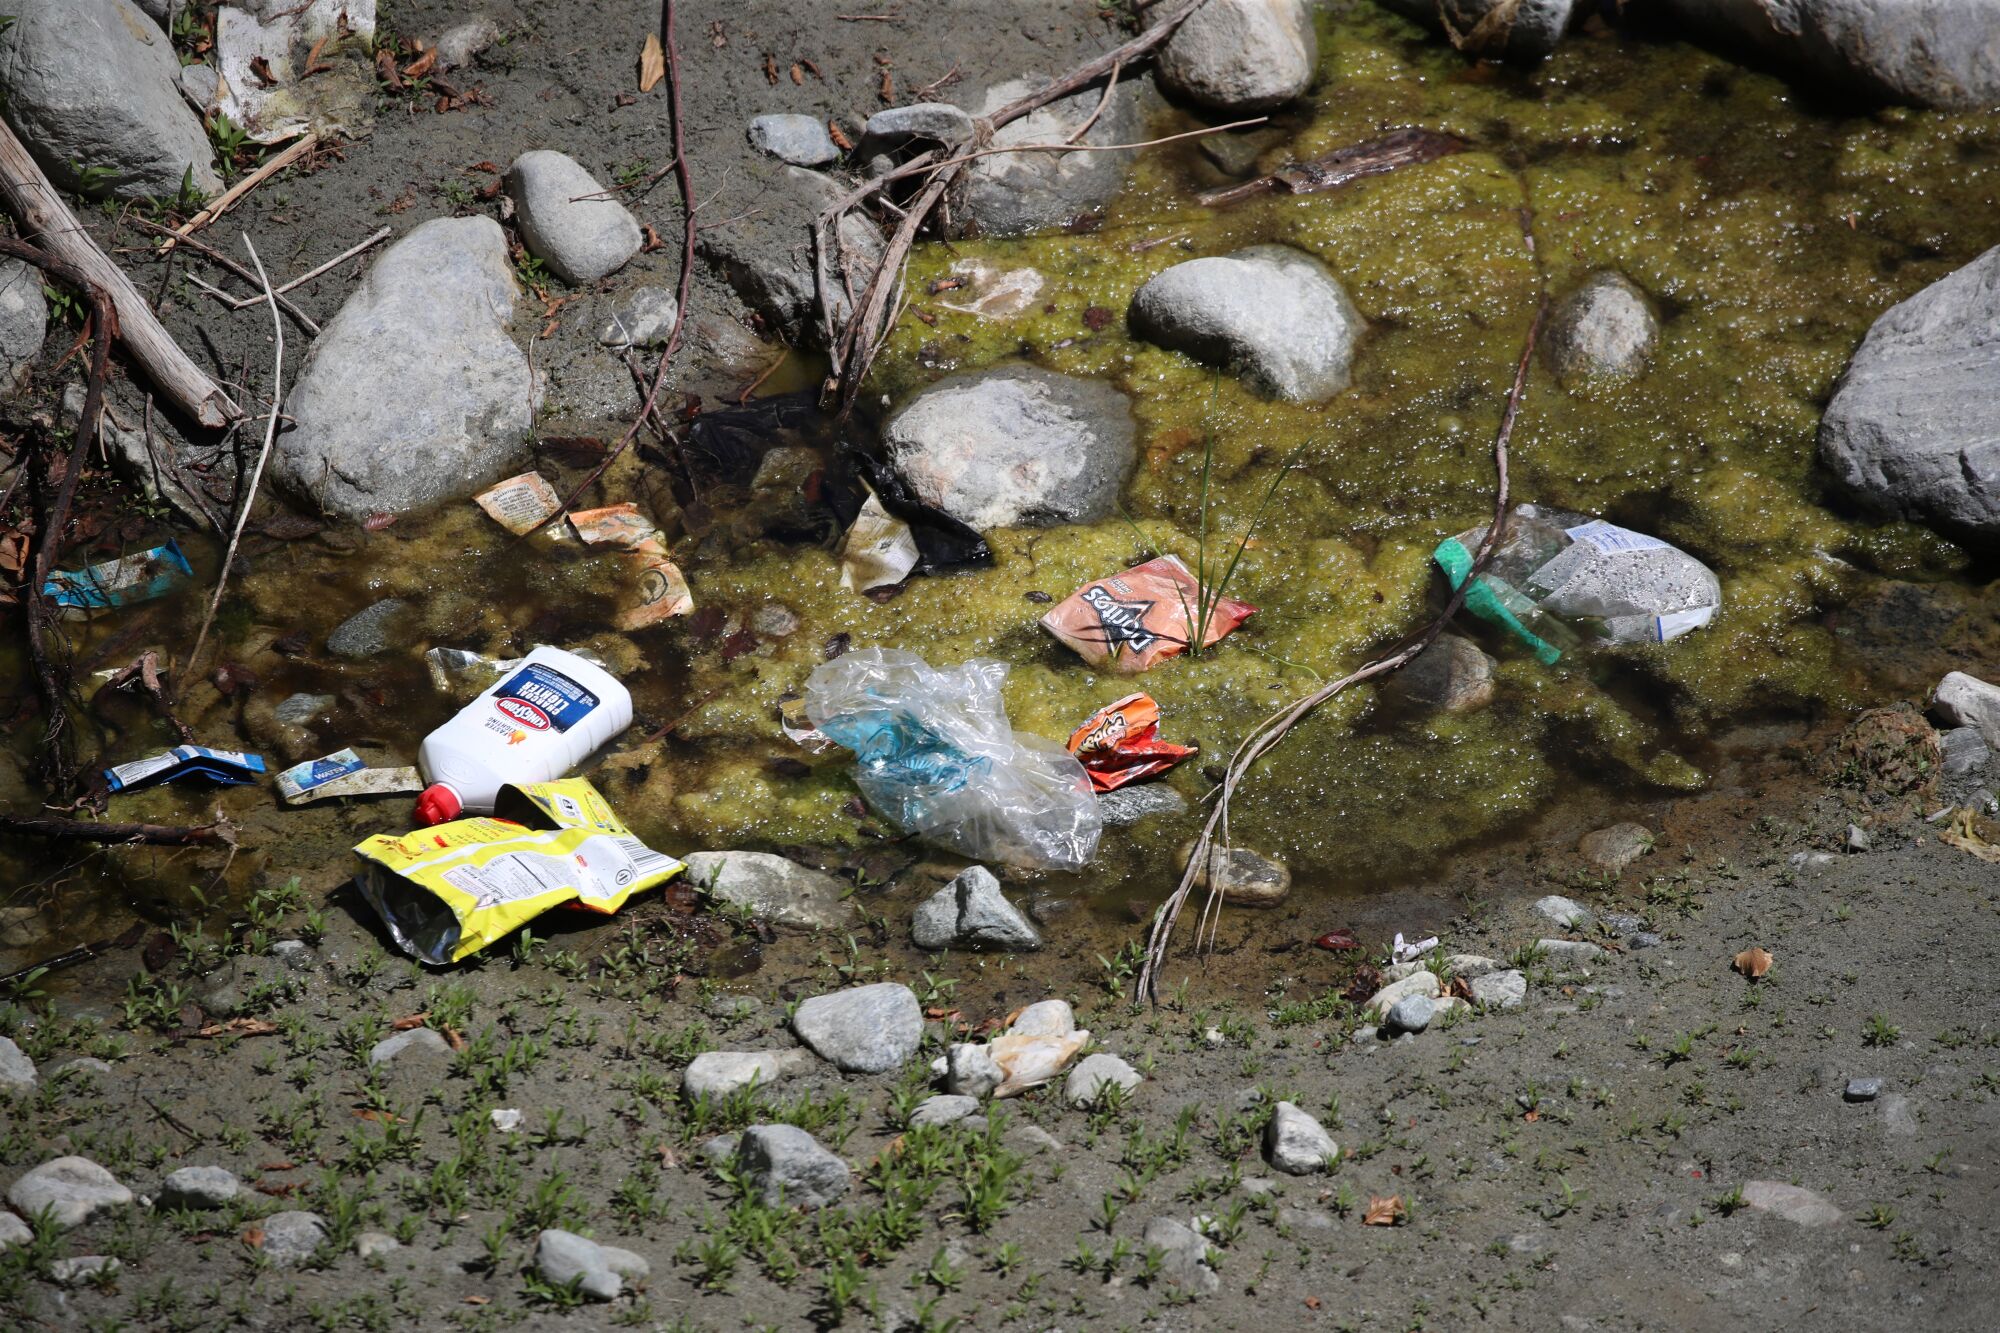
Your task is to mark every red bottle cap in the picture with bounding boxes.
[415,783,462,826]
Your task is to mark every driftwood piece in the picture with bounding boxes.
[0,120,241,428]
[1195,128,1469,208]
[0,813,232,846]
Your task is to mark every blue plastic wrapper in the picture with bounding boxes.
[44,541,193,611]
[803,649,1101,871]
[105,745,265,793]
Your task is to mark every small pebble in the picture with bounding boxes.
[1843,1077,1883,1102]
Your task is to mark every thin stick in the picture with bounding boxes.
[0,813,231,846]
[184,234,283,678]
[221,225,387,306]
[158,133,319,254]
[1068,59,1122,145]
[99,650,196,744]
[924,117,1267,174]
[134,218,322,335]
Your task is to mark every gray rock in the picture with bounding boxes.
[179,60,218,109]
[158,1165,239,1210]
[961,74,1142,236]
[1627,931,1664,950]
[1543,273,1657,380]
[598,285,680,348]
[432,16,502,70]
[911,866,1043,952]
[1142,1216,1220,1296]
[1396,633,1496,712]
[792,983,922,1074]
[0,1212,32,1248]
[1152,0,1317,111]
[1844,1077,1884,1102]
[681,1049,811,1101]
[355,1230,400,1259]
[63,381,228,528]
[1537,939,1607,969]
[863,102,975,152]
[1739,1179,1843,1227]
[1384,994,1436,1035]
[1578,822,1652,873]
[1375,0,1578,62]
[326,600,410,658]
[50,1254,119,1285]
[944,1042,1003,1099]
[1064,1053,1142,1107]
[1469,969,1528,1010]
[274,217,537,522]
[910,1094,980,1128]
[1129,246,1363,402]
[748,113,839,167]
[259,1210,327,1266]
[1820,245,2000,544]
[1263,1101,1338,1175]
[1845,822,1873,852]
[1533,894,1596,930]
[1880,1092,1918,1137]
[1004,1124,1062,1156]
[1445,953,1503,977]
[0,0,222,200]
[0,259,47,396]
[1933,672,2000,749]
[697,1133,740,1165]
[1175,841,1291,907]
[267,939,315,972]
[0,905,47,950]
[507,151,643,285]
[0,1036,35,1091]
[1097,784,1188,826]
[1661,0,2000,107]
[681,851,857,931]
[535,1228,648,1301]
[1362,970,1439,1018]
[273,692,334,725]
[368,1027,452,1068]
[6,1157,129,1230]
[1939,724,1991,776]
[735,1124,851,1209]
[695,161,883,344]
[884,365,1136,530]
[46,1057,113,1081]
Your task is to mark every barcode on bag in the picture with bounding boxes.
[614,837,676,878]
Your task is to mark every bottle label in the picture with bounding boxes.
[492,663,598,733]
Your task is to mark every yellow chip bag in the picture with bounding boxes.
[352,778,683,965]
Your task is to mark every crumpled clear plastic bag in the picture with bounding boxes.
[802,649,1102,871]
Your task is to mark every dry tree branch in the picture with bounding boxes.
[98,650,196,745]
[0,813,232,846]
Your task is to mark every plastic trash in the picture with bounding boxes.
[801,648,1102,871]
[105,745,264,793]
[44,540,193,612]
[1065,693,1197,793]
[415,645,632,825]
[838,493,920,592]
[353,778,683,964]
[1435,505,1721,664]
[1041,555,1254,673]
[569,504,695,629]
[277,750,424,805]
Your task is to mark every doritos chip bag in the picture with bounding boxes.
[352,778,682,965]
[1040,555,1254,673]
[1066,693,1198,793]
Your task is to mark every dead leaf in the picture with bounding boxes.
[248,55,277,86]
[253,1180,300,1197]
[444,1027,467,1052]
[639,32,665,92]
[304,35,333,76]
[763,53,778,84]
[241,1227,266,1249]
[390,1013,428,1031]
[195,1018,278,1038]
[642,223,664,251]
[1732,947,1773,979]
[655,1143,680,1168]
[374,47,402,89]
[1522,1109,1540,1123]
[828,120,854,151]
[355,1108,407,1124]
[402,48,437,81]
[464,1296,490,1306]
[258,1161,296,1172]
[879,68,894,102]
[709,19,727,48]
[1362,1195,1405,1227]
[789,63,804,85]
[1305,1296,1322,1310]
[799,58,822,80]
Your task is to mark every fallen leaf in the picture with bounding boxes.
[1362,1195,1405,1227]
[402,48,437,81]
[375,46,403,90]
[709,19,727,48]
[1313,928,1361,951]
[304,35,333,76]
[1522,1109,1540,1122]
[1733,947,1773,979]
[639,32,665,92]
[642,223,664,251]
[241,1227,265,1249]
[355,1108,407,1124]
[195,1018,278,1038]
[443,1027,467,1052]
[763,52,778,84]
[248,55,277,86]
[467,161,500,174]
[363,512,398,530]
[258,1161,296,1172]
[253,1180,299,1197]
[879,68,894,102]
[1082,305,1113,331]
[390,1013,428,1030]
[464,1296,490,1306]
[1305,1296,1322,1310]
[828,120,854,150]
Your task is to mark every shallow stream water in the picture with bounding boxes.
[5,8,2000,972]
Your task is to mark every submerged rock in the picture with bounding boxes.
[680,851,857,930]
[1544,273,1657,380]
[0,259,47,397]
[273,217,537,521]
[508,150,643,285]
[1174,842,1291,906]
[0,0,222,200]
[792,983,922,1073]
[1578,822,1652,873]
[748,113,839,167]
[910,866,1043,952]
[1661,0,2000,108]
[960,74,1142,236]
[882,365,1136,530]
[1129,245,1364,402]
[326,599,411,660]
[1376,0,1578,62]
[1098,784,1188,826]
[1820,245,2000,544]
[1394,634,1496,713]
[1152,0,1317,111]
[696,161,883,344]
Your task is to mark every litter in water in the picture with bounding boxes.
[473,471,566,535]
[838,492,920,592]
[44,540,194,612]
[1041,555,1254,673]
[1065,693,1198,793]
[277,750,424,805]
[105,744,265,793]
[570,504,695,629]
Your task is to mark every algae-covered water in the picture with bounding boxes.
[8,9,2000,952]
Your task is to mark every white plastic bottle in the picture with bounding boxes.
[414,645,632,824]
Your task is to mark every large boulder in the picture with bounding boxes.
[882,365,1136,530]
[506,150,643,285]
[1659,0,2000,108]
[1375,0,1578,62]
[1819,245,2000,545]
[695,161,883,345]
[0,0,222,200]
[959,75,1143,237]
[1153,0,1317,111]
[0,259,47,397]
[272,217,538,521]
[1128,245,1363,402]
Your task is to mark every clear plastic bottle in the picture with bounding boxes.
[414,645,631,824]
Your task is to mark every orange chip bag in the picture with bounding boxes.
[1066,692,1197,792]
[1040,555,1254,673]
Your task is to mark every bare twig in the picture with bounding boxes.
[1137,297,1548,1004]
[1068,59,1122,144]
[131,218,321,335]
[99,650,196,744]
[218,225,388,307]
[0,813,232,846]
[157,132,320,254]
[184,234,283,678]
